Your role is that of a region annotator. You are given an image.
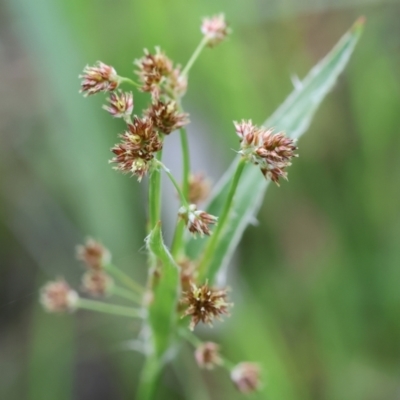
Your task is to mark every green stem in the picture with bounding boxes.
[103,263,145,295]
[136,354,162,400]
[179,127,190,199]
[171,220,185,258]
[197,159,246,280]
[182,36,209,76]
[149,150,163,229]
[76,298,142,318]
[110,286,141,303]
[119,76,141,88]
[155,160,188,207]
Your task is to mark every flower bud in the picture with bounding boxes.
[201,14,230,47]
[40,279,79,313]
[76,238,111,271]
[81,271,114,297]
[195,342,222,369]
[231,362,262,393]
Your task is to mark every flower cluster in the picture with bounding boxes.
[178,204,218,237]
[235,120,298,185]
[201,14,231,47]
[181,282,232,330]
[134,47,187,99]
[40,279,79,313]
[110,116,162,181]
[79,62,120,96]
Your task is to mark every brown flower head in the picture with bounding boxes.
[79,61,120,96]
[178,204,218,237]
[110,116,162,181]
[201,14,230,47]
[234,120,298,185]
[103,90,134,120]
[195,342,222,369]
[181,282,232,330]
[76,238,111,271]
[134,47,187,99]
[145,100,189,134]
[40,279,79,313]
[81,271,114,297]
[231,362,262,394]
[134,47,173,92]
[188,173,211,205]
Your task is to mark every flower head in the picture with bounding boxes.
[178,204,217,237]
[103,90,134,119]
[188,173,211,205]
[79,62,120,96]
[195,342,222,369]
[134,47,186,99]
[145,100,189,134]
[234,120,298,185]
[201,14,230,47]
[110,116,162,181]
[81,271,114,297]
[40,279,79,313]
[231,362,262,394]
[181,282,232,330]
[76,238,111,270]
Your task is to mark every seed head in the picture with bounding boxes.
[234,120,298,185]
[134,47,187,99]
[181,282,232,330]
[79,61,120,96]
[81,271,114,297]
[195,342,222,369]
[201,14,230,47]
[188,173,211,205]
[103,90,134,120]
[178,204,218,237]
[76,238,111,271]
[40,279,79,313]
[110,116,162,181]
[231,362,262,394]
[145,100,189,134]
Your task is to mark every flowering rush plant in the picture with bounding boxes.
[40,13,363,399]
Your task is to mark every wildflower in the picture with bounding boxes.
[79,61,120,96]
[76,238,111,271]
[40,279,79,313]
[110,116,162,181]
[230,362,262,394]
[195,342,222,369]
[134,47,173,93]
[234,120,298,185]
[103,90,134,120]
[145,100,189,134]
[178,204,217,237]
[81,271,114,297]
[181,282,231,330]
[188,173,211,204]
[201,14,230,47]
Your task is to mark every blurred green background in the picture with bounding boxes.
[1,0,400,399]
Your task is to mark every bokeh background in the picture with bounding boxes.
[1,0,400,399]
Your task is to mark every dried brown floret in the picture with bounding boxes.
[145,100,189,134]
[79,62,120,96]
[76,238,111,270]
[181,282,231,330]
[234,120,298,185]
[103,90,134,120]
[178,204,218,237]
[195,342,222,369]
[188,173,211,204]
[81,271,114,297]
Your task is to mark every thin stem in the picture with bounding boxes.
[197,159,246,280]
[155,160,188,207]
[76,298,143,318]
[171,220,185,258]
[178,328,202,347]
[110,286,141,303]
[179,127,190,200]
[182,36,209,76]
[149,150,163,229]
[103,263,145,295]
[119,76,141,88]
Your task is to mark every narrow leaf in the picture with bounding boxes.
[187,18,364,282]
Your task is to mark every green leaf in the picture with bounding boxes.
[186,18,365,282]
[147,222,180,358]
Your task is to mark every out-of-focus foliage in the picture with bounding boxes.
[1,1,400,400]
